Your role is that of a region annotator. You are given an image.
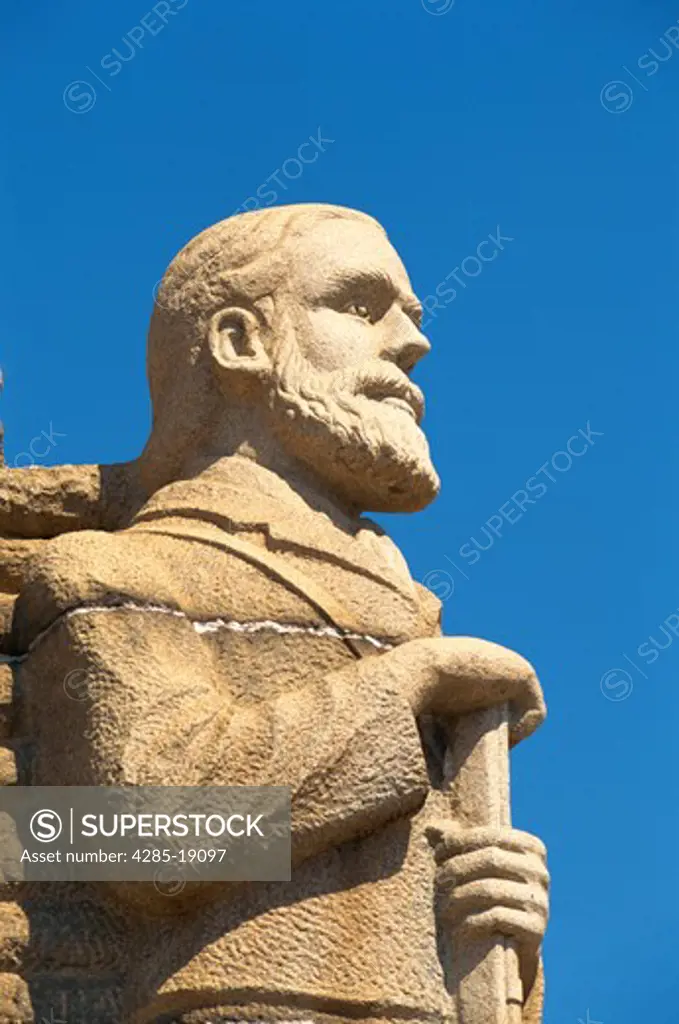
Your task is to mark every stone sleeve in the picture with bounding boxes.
[22,606,429,867]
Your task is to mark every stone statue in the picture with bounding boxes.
[0,204,548,1023]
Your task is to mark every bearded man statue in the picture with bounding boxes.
[0,204,548,1024]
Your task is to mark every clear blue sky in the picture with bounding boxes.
[2,1,678,1020]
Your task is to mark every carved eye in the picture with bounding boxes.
[346,303,373,321]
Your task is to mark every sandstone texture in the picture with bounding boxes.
[0,205,547,1023]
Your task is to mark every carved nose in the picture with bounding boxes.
[385,329,431,375]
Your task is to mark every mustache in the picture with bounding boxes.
[349,363,425,424]
[272,344,426,426]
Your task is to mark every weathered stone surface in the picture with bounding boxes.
[0,971,32,1023]
[0,668,12,741]
[1,205,548,1023]
[0,904,27,973]
[0,749,16,788]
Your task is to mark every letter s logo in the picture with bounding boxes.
[30,809,63,843]
[600,81,633,114]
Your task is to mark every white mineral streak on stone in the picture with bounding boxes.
[5,600,394,665]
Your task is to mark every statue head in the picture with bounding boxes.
[143,203,440,514]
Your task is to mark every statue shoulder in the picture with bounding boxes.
[11,528,169,652]
[10,522,333,654]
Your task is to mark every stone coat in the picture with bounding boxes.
[8,460,543,1023]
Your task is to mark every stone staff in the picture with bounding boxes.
[445,703,524,1023]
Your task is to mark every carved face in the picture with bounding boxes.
[267,218,440,513]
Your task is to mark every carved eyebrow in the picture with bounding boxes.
[323,267,396,298]
[323,268,422,324]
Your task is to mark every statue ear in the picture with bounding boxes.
[208,307,272,378]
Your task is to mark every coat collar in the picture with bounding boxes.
[132,457,419,604]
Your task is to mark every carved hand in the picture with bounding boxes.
[426,823,549,995]
[360,636,545,744]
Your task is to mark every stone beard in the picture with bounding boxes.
[269,329,440,513]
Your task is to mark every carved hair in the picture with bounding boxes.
[150,204,380,408]
[141,203,382,490]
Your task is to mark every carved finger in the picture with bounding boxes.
[452,905,547,948]
[440,879,548,928]
[437,848,550,890]
[427,824,547,863]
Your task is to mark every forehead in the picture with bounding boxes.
[286,217,413,299]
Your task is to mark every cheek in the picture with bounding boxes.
[299,310,377,372]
